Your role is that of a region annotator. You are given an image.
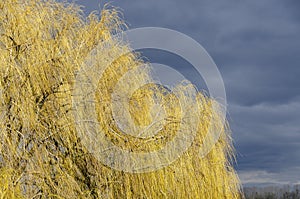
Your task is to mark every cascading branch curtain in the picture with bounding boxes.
[0,0,243,198]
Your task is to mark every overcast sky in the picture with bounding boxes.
[72,0,300,185]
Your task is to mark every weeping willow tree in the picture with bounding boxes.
[0,0,243,198]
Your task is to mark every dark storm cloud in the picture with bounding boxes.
[230,101,300,170]
[73,0,300,185]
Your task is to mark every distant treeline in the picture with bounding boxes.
[244,184,300,199]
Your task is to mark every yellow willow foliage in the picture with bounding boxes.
[0,0,243,198]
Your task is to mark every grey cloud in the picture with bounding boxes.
[239,168,300,185]
[231,100,300,175]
